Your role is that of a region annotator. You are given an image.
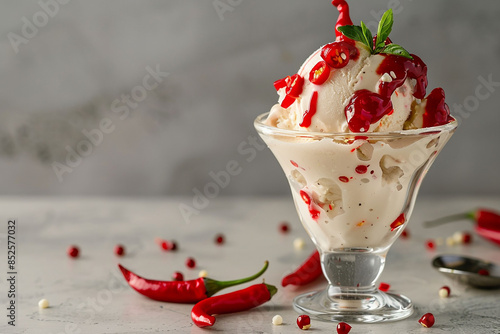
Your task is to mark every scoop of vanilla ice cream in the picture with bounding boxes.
[266,42,418,133]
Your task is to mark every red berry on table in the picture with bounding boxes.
[425,240,436,250]
[172,272,184,281]
[439,286,450,298]
[186,257,196,269]
[296,315,311,330]
[418,313,435,328]
[378,282,390,292]
[215,234,225,245]
[114,244,125,256]
[462,232,472,244]
[279,222,290,233]
[401,229,409,238]
[337,322,352,334]
[67,245,79,258]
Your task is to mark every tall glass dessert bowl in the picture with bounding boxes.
[255,114,457,322]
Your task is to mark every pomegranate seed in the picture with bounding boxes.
[425,240,436,250]
[114,244,125,256]
[172,271,184,281]
[296,315,311,330]
[279,222,290,233]
[67,245,79,258]
[378,282,390,292]
[401,230,409,238]
[337,322,352,334]
[462,232,472,244]
[186,257,196,269]
[439,286,450,298]
[418,313,435,328]
[478,269,490,276]
[215,234,225,245]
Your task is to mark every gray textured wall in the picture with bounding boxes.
[0,0,499,196]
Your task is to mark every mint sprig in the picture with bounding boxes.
[337,9,413,60]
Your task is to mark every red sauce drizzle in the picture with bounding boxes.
[300,91,319,128]
[390,213,406,231]
[422,88,453,127]
[345,54,428,132]
[355,165,368,174]
[299,190,321,221]
[290,160,299,168]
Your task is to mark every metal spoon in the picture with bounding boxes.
[432,255,500,288]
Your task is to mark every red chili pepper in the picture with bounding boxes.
[118,261,268,303]
[321,42,350,69]
[191,283,277,328]
[282,251,323,287]
[424,209,500,245]
[309,61,331,85]
[273,74,304,108]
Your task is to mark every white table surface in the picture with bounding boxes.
[1,196,500,334]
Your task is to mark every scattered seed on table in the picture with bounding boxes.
[425,240,435,250]
[186,257,196,269]
[439,286,450,298]
[38,299,49,309]
[297,315,311,330]
[215,234,225,245]
[378,282,390,292]
[418,313,435,328]
[337,322,352,334]
[446,236,455,247]
[114,244,125,256]
[279,222,290,233]
[67,245,79,258]
[272,315,283,325]
[172,272,184,281]
[294,238,305,250]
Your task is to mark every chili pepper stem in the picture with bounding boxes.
[265,283,278,297]
[424,211,474,228]
[204,261,269,297]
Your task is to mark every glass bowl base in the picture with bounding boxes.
[293,286,413,323]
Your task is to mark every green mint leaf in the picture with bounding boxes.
[380,44,413,59]
[376,9,393,51]
[337,25,366,45]
[360,21,373,52]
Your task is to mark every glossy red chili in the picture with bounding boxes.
[425,209,500,246]
[321,42,350,69]
[309,61,331,85]
[191,283,277,328]
[282,251,323,287]
[274,74,304,108]
[118,261,268,303]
